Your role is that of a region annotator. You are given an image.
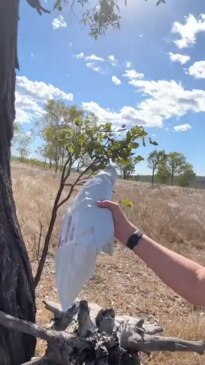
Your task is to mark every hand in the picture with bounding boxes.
[97,200,136,245]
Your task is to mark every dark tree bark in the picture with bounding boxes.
[0,1,36,363]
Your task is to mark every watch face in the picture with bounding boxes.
[127,232,143,250]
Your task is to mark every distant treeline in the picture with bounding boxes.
[11,156,205,189]
[126,174,205,189]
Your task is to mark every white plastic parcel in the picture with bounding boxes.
[55,165,117,311]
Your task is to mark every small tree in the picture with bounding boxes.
[117,158,136,180]
[38,101,84,172]
[177,163,196,187]
[147,150,166,184]
[16,133,32,162]
[156,161,171,184]
[34,100,153,286]
[156,153,195,186]
[166,152,186,185]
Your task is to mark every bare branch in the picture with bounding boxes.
[37,220,43,262]
[77,300,95,336]
[21,357,49,365]
[0,310,54,342]
[0,301,204,365]
[43,301,62,317]
[43,300,78,331]
[61,156,72,184]
[57,159,97,209]
[120,332,205,355]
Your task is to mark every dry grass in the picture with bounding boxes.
[12,162,205,365]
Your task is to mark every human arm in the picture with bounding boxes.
[97,200,205,306]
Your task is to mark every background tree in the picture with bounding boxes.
[38,101,84,173]
[166,152,186,186]
[16,133,32,162]
[147,150,166,184]
[117,158,135,180]
[156,153,195,187]
[0,0,165,362]
[156,161,171,184]
[177,163,196,187]
[117,155,144,180]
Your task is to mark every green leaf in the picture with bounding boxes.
[119,199,134,208]
[135,155,144,163]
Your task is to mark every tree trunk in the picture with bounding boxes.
[152,168,155,184]
[0,1,36,363]
[55,161,58,173]
[171,171,174,185]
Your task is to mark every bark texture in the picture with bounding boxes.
[0,0,36,363]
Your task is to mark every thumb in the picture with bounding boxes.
[96,200,117,211]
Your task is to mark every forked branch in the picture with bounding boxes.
[0,301,204,365]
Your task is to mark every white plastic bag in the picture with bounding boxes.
[55,165,117,311]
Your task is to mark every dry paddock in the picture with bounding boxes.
[11,162,205,365]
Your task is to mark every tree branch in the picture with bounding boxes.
[26,0,50,15]
[0,310,53,342]
[0,303,204,363]
[57,158,97,209]
[120,333,205,355]
[21,357,49,365]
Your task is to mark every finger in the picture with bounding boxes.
[96,200,117,210]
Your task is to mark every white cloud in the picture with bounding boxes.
[112,76,121,86]
[74,53,104,62]
[169,52,190,65]
[171,14,205,48]
[52,15,67,30]
[86,62,103,73]
[17,76,73,101]
[123,69,144,79]
[82,70,205,128]
[126,61,131,68]
[108,55,118,66]
[75,52,85,59]
[75,53,119,73]
[187,61,205,79]
[82,101,150,127]
[74,53,105,73]
[15,76,73,124]
[173,124,192,132]
[85,54,105,62]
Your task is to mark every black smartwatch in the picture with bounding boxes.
[126,230,143,250]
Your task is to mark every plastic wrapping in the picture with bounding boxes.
[55,165,117,310]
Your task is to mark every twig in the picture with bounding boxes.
[21,357,49,365]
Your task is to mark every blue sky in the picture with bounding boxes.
[16,0,205,175]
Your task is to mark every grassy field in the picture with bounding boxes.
[12,162,205,365]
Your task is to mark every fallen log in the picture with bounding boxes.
[0,300,204,365]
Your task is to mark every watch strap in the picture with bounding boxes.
[126,230,143,250]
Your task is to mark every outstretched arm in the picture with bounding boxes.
[97,200,205,306]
